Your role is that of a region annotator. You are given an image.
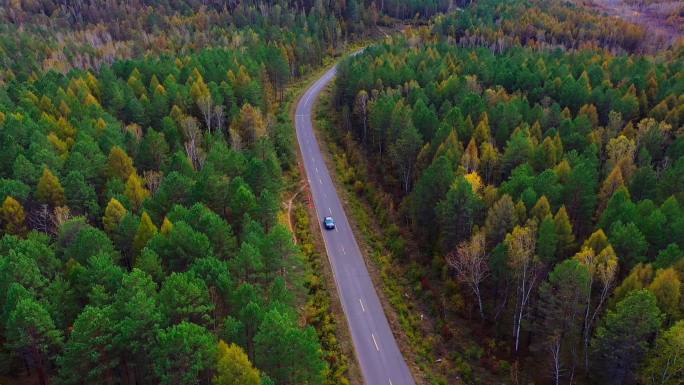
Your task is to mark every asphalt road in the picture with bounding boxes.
[295,63,416,385]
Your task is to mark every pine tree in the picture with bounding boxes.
[648,268,681,322]
[103,198,128,234]
[591,290,662,385]
[152,322,217,385]
[1,196,27,236]
[133,212,158,255]
[107,146,135,181]
[553,206,575,256]
[6,298,63,385]
[36,167,66,206]
[598,166,625,213]
[160,217,173,235]
[530,195,551,222]
[124,172,150,211]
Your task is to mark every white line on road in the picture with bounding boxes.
[315,167,318,173]
[319,178,322,184]
[371,334,380,351]
[389,379,393,385]
[328,207,332,214]
[359,298,365,312]
[341,245,346,254]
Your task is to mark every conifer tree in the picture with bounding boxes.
[133,212,158,255]
[214,340,260,385]
[36,167,66,207]
[1,196,27,236]
[103,198,128,234]
[124,172,150,211]
[107,146,135,181]
[553,205,575,256]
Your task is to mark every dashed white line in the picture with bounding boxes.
[359,298,365,312]
[371,334,380,351]
[319,178,322,184]
[328,207,332,214]
[341,245,346,254]
[389,379,393,385]
[315,167,319,173]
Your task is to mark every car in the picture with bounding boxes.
[323,216,335,230]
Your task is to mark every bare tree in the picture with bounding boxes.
[213,105,225,134]
[197,94,214,133]
[182,116,204,169]
[229,127,242,151]
[30,204,53,234]
[52,206,71,229]
[143,170,163,194]
[575,246,618,370]
[353,90,369,144]
[505,224,540,353]
[549,333,563,385]
[447,231,489,319]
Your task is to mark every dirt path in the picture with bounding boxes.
[283,182,305,242]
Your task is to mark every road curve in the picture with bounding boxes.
[295,61,416,385]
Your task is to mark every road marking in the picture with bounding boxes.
[335,226,338,232]
[389,379,393,385]
[328,207,332,214]
[358,298,365,311]
[341,245,346,254]
[319,178,322,184]
[315,167,318,173]
[371,334,380,351]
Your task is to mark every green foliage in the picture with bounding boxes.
[591,290,663,385]
[331,1,684,381]
[254,308,326,385]
[152,322,217,385]
[640,321,684,385]
[57,306,118,385]
[159,272,213,326]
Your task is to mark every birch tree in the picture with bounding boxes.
[447,231,489,319]
[505,224,540,353]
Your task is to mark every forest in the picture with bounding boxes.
[333,0,684,383]
[0,0,456,384]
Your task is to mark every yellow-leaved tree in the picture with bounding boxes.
[36,168,66,207]
[1,196,27,236]
[213,340,260,385]
[103,198,127,234]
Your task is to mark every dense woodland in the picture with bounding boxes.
[0,1,455,385]
[334,0,684,384]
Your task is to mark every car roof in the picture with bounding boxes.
[324,216,333,220]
